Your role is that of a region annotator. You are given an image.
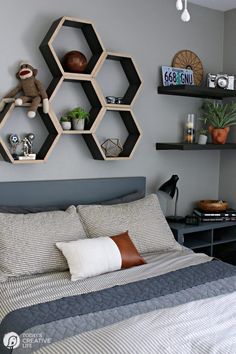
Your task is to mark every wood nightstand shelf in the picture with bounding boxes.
[169,221,236,264]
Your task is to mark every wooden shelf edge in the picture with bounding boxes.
[62,130,92,135]
[157,85,236,99]
[156,143,236,150]
[11,159,46,165]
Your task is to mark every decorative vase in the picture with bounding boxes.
[197,134,208,145]
[184,113,195,143]
[61,121,71,130]
[208,125,230,144]
[72,119,85,130]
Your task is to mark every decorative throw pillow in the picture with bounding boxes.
[77,194,182,254]
[0,206,87,280]
[56,231,145,281]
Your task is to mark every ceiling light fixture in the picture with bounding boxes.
[176,0,183,11]
[176,0,191,22]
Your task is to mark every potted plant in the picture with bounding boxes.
[66,107,89,130]
[60,116,71,130]
[197,129,208,145]
[200,100,236,144]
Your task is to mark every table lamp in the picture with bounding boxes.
[158,174,184,223]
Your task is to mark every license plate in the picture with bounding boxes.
[162,66,194,86]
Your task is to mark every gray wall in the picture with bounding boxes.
[219,9,236,207]
[0,0,224,215]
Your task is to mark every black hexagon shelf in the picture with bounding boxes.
[0,17,142,164]
[83,107,142,160]
[48,77,105,134]
[0,102,61,164]
[40,16,106,78]
[96,52,142,108]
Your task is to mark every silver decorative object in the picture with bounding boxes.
[27,133,35,154]
[9,134,20,159]
[18,133,36,160]
[106,96,124,104]
[101,138,123,157]
[207,73,234,90]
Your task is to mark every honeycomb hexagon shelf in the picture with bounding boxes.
[48,76,105,134]
[39,16,106,78]
[83,107,142,160]
[96,52,142,108]
[0,16,142,163]
[0,103,61,164]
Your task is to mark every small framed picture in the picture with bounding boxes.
[161,66,194,86]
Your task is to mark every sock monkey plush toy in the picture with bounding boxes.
[0,62,49,118]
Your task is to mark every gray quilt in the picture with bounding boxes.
[0,259,236,354]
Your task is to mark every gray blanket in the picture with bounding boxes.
[0,259,236,354]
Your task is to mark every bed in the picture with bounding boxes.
[0,177,236,354]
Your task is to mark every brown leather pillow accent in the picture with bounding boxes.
[111,231,146,269]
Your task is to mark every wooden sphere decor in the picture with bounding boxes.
[63,51,87,73]
[198,200,228,212]
[172,50,204,86]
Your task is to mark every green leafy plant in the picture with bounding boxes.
[197,128,208,136]
[200,100,236,128]
[66,107,89,121]
[60,116,71,123]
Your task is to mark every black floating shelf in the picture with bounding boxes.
[156,143,236,150]
[157,85,236,99]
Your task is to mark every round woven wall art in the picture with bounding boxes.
[172,50,204,86]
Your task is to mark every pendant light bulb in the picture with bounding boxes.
[181,8,191,22]
[181,0,190,22]
[176,0,183,11]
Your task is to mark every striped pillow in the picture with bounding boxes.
[56,231,145,281]
[0,206,87,280]
[77,194,182,254]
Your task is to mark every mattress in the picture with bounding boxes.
[1,248,236,354]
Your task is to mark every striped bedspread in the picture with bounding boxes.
[0,250,236,354]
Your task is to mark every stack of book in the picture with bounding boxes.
[193,208,236,222]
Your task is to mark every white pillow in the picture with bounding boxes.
[77,194,181,254]
[56,231,145,281]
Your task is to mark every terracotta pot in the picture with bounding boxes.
[208,125,230,144]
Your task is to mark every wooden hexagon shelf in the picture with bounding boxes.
[39,16,105,78]
[48,77,105,134]
[0,103,61,164]
[0,17,142,164]
[95,52,142,108]
[83,107,142,160]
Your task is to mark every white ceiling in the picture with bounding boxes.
[189,0,236,11]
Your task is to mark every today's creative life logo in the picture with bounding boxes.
[3,332,20,350]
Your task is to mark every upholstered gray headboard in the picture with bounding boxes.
[0,177,146,207]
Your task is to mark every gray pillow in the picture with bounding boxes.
[0,205,63,214]
[78,194,182,254]
[0,206,87,280]
[99,191,144,205]
[0,191,143,214]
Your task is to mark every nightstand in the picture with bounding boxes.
[169,221,236,265]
